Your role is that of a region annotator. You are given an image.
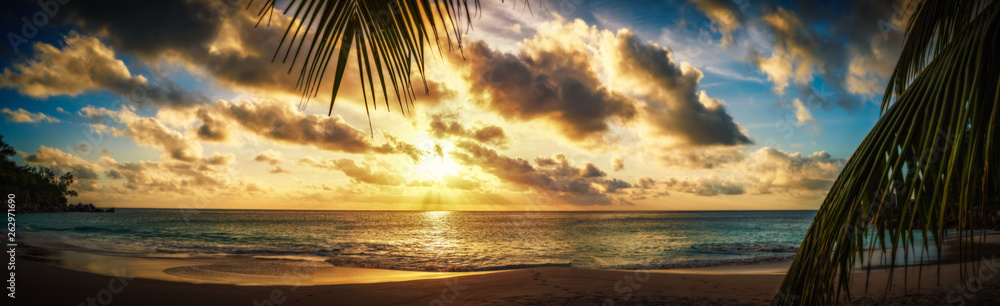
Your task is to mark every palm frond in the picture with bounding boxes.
[252,0,486,133]
[775,0,1000,304]
[882,0,993,110]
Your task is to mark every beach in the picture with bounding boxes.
[16,234,1000,305]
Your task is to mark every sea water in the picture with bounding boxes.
[18,209,817,271]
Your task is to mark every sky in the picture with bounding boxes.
[0,0,915,211]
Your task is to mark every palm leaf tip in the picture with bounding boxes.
[251,0,492,133]
[775,0,1000,304]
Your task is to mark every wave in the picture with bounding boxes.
[612,254,796,270]
[25,232,797,273]
[695,243,799,253]
[323,257,572,272]
[28,226,134,235]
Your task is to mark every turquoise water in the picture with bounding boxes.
[18,209,817,271]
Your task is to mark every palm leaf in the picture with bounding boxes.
[774,0,1000,304]
[252,0,487,131]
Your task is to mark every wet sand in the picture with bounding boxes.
[13,234,1000,305]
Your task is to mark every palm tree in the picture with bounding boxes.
[260,0,999,303]
[773,0,999,304]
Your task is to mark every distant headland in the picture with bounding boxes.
[1,135,112,213]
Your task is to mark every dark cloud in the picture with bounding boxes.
[203,152,234,165]
[252,150,281,165]
[697,1,911,110]
[458,40,636,142]
[212,99,422,160]
[754,7,858,109]
[579,163,606,178]
[59,0,435,109]
[451,141,631,206]
[612,157,625,171]
[607,31,752,146]
[0,33,205,109]
[602,178,631,193]
[58,0,300,97]
[636,177,656,189]
[195,107,230,141]
[63,0,224,58]
[428,114,510,147]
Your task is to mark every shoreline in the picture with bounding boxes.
[17,251,1000,305]
[14,234,1000,305]
[20,234,801,274]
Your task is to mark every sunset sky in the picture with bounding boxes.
[0,0,912,210]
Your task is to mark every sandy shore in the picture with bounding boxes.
[13,235,1000,305]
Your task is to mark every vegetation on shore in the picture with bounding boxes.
[0,135,103,212]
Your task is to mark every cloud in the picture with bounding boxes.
[82,106,203,162]
[791,98,814,125]
[299,157,406,186]
[252,149,281,165]
[195,107,230,142]
[662,176,746,196]
[647,147,843,197]
[1,108,60,123]
[753,8,825,97]
[125,116,202,162]
[211,99,422,160]
[59,0,445,109]
[63,0,225,59]
[841,0,910,98]
[204,152,234,166]
[98,155,252,194]
[741,147,842,194]
[23,146,102,180]
[0,33,204,108]
[22,146,103,191]
[690,0,746,46]
[742,2,910,110]
[441,175,481,191]
[451,141,631,206]
[428,114,510,147]
[268,166,290,174]
[455,19,751,148]
[602,29,752,146]
[687,0,911,111]
[656,147,745,169]
[612,157,625,171]
[57,0,301,101]
[456,23,636,143]
[579,162,606,178]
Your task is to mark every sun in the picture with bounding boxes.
[412,139,462,181]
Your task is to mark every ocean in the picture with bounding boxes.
[19,209,817,271]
